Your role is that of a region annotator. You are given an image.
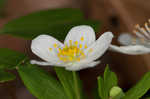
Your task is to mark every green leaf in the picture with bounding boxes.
[18,63,68,99]
[0,8,100,40]
[54,67,84,99]
[0,70,16,83]
[123,71,150,99]
[97,65,118,99]
[104,66,118,96]
[98,76,105,99]
[54,67,75,99]
[0,48,27,70]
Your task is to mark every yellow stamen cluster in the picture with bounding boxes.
[132,20,150,44]
[80,36,84,41]
[53,43,58,48]
[49,36,93,63]
[49,48,52,51]
[84,45,88,49]
[57,43,85,62]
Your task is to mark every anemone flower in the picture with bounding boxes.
[30,25,113,71]
[109,21,150,55]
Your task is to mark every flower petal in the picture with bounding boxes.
[31,35,64,64]
[65,61,100,71]
[109,44,150,55]
[84,32,113,61]
[30,60,66,67]
[118,33,134,45]
[118,33,147,46]
[64,25,96,47]
[86,61,100,67]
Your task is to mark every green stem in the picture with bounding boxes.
[72,71,80,99]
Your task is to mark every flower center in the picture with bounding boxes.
[57,44,85,62]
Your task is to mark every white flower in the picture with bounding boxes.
[30,25,113,71]
[109,21,150,55]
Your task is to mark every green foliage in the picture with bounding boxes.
[55,67,75,99]
[97,66,150,99]
[54,67,84,99]
[72,71,84,99]
[109,86,125,99]
[18,63,68,99]
[1,7,150,99]
[0,8,100,40]
[0,8,99,98]
[0,48,27,70]
[122,71,150,99]
[0,70,15,83]
[97,66,118,99]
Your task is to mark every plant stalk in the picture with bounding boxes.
[72,71,80,99]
